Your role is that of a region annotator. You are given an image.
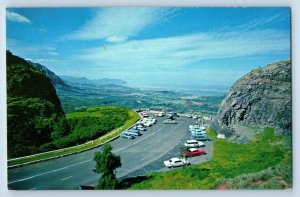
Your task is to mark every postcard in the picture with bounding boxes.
[6,7,291,190]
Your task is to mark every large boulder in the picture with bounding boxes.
[212,60,291,138]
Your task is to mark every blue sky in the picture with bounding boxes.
[6,7,291,93]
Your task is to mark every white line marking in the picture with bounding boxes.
[8,160,91,184]
[61,176,72,181]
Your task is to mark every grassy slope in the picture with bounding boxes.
[127,128,291,189]
[8,106,140,167]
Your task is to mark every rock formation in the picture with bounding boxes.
[213,60,291,138]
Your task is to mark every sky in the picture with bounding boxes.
[6,7,291,94]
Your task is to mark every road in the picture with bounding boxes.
[8,116,213,190]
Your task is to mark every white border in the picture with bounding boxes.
[1,1,299,197]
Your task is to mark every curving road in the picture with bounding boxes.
[8,116,213,190]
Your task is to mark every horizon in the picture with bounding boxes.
[6,7,291,92]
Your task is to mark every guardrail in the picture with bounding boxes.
[8,111,140,168]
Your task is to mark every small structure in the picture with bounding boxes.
[217,133,226,139]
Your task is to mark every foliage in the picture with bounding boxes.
[6,51,69,157]
[7,51,63,113]
[128,128,291,189]
[94,144,121,189]
[40,106,130,151]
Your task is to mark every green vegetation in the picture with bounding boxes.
[125,128,291,189]
[40,106,131,151]
[94,144,121,189]
[8,108,140,167]
[7,51,69,157]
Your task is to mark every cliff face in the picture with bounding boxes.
[213,60,291,137]
[7,51,69,157]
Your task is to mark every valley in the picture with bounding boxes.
[55,79,224,116]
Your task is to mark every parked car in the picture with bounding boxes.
[190,129,207,135]
[167,115,175,120]
[192,135,211,141]
[124,130,141,137]
[157,112,164,117]
[164,157,190,168]
[182,148,206,157]
[120,132,135,139]
[137,127,147,131]
[184,140,205,148]
[127,129,142,135]
[135,122,145,127]
[172,113,179,117]
[163,119,177,124]
[190,125,205,130]
[186,114,192,118]
[143,121,152,127]
[193,115,199,119]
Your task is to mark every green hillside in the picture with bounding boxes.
[7,51,70,158]
[40,106,131,150]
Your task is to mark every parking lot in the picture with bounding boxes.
[115,114,213,180]
[8,113,213,189]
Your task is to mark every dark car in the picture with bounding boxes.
[167,115,175,120]
[120,133,135,139]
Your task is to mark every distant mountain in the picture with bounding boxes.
[27,61,69,87]
[213,60,291,138]
[60,75,127,86]
[7,51,70,157]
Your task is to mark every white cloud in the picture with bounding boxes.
[77,29,290,69]
[235,11,290,31]
[67,8,173,41]
[105,35,128,43]
[6,10,31,24]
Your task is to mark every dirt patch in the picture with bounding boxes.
[249,180,264,186]
[216,182,229,190]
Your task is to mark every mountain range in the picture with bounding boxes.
[60,75,127,86]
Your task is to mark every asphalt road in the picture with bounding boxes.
[7,116,213,190]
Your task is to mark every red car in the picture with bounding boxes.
[182,148,206,157]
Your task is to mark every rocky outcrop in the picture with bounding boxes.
[27,61,69,87]
[213,60,291,137]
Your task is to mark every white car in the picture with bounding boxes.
[157,112,164,117]
[143,121,152,127]
[190,129,207,135]
[193,115,199,119]
[190,125,205,130]
[164,158,190,168]
[184,140,205,148]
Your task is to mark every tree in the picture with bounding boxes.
[93,144,121,189]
